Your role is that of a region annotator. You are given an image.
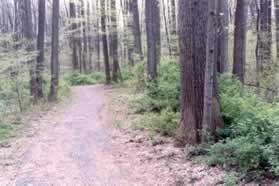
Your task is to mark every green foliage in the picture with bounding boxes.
[123,58,279,181]
[133,57,180,112]
[64,72,105,86]
[207,75,279,180]
[134,109,179,136]
[224,173,239,186]
[0,123,13,143]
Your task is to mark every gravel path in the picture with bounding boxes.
[1,85,137,186]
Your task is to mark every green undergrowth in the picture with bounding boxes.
[120,56,279,182]
[64,72,105,86]
[121,57,180,137]
[0,75,71,144]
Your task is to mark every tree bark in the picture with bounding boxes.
[217,0,229,73]
[145,0,160,81]
[36,0,46,99]
[70,1,79,70]
[233,0,248,83]
[276,0,279,59]
[176,0,208,145]
[101,0,111,84]
[131,0,143,60]
[111,0,121,82]
[49,0,60,101]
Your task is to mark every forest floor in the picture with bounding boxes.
[0,85,230,186]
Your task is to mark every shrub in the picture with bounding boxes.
[132,57,180,113]
[207,75,279,180]
[134,110,179,136]
[64,72,105,86]
[126,59,279,181]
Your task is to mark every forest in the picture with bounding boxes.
[0,0,279,185]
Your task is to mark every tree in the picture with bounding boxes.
[101,0,111,84]
[69,1,79,70]
[49,0,60,101]
[145,0,160,81]
[176,0,208,145]
[130,0,143,60]
[256,0,272,86]
[111,0,121,82]
[176,0,223,145]
[36,0,46,99]
[22,0,37,99]
[233,0,248,83]
[202,0,224,142]
[217,0,229,73]
[275,0,279,59]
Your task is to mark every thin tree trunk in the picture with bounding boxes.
[36,0,46,99]
[161,0,172,56]
[233,0,248,83]
[111,0,121,82]
[101,0,111,84]
[49,0,60,101]
[70,1,79,70]
[217,0,229,73]
[146,0,160,81]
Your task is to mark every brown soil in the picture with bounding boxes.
[0,85,226,186]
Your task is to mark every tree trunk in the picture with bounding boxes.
[81,0,88,73]
[145,0,160,81]
[101,0,111,84]
[176,0,208,145]
[49,0,60,101]
[202,0,224,142]
[36,0,46,99]
[233,0,248,83]
[111,0,121,82]
[217,0,229,73]
[22,0,38,101]
[161,0,172,56]
[69,1,79,70]
[131,0,143,60]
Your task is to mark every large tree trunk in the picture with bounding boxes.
[36,0,46,99]
[145,0,160,81]
[176,0,208,145]
[233,0,248,83]
[49,0,60,101]
[101,0,111,84]
[202,0,224,142]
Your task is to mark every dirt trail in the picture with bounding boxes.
[0,85,139,186]
[0,85,227,186]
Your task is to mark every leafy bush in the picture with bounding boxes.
[207,75,279,180]
[133,110,179,136]
[133,57,180,112]
[125,59,279,181]
[64,72,105,86]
